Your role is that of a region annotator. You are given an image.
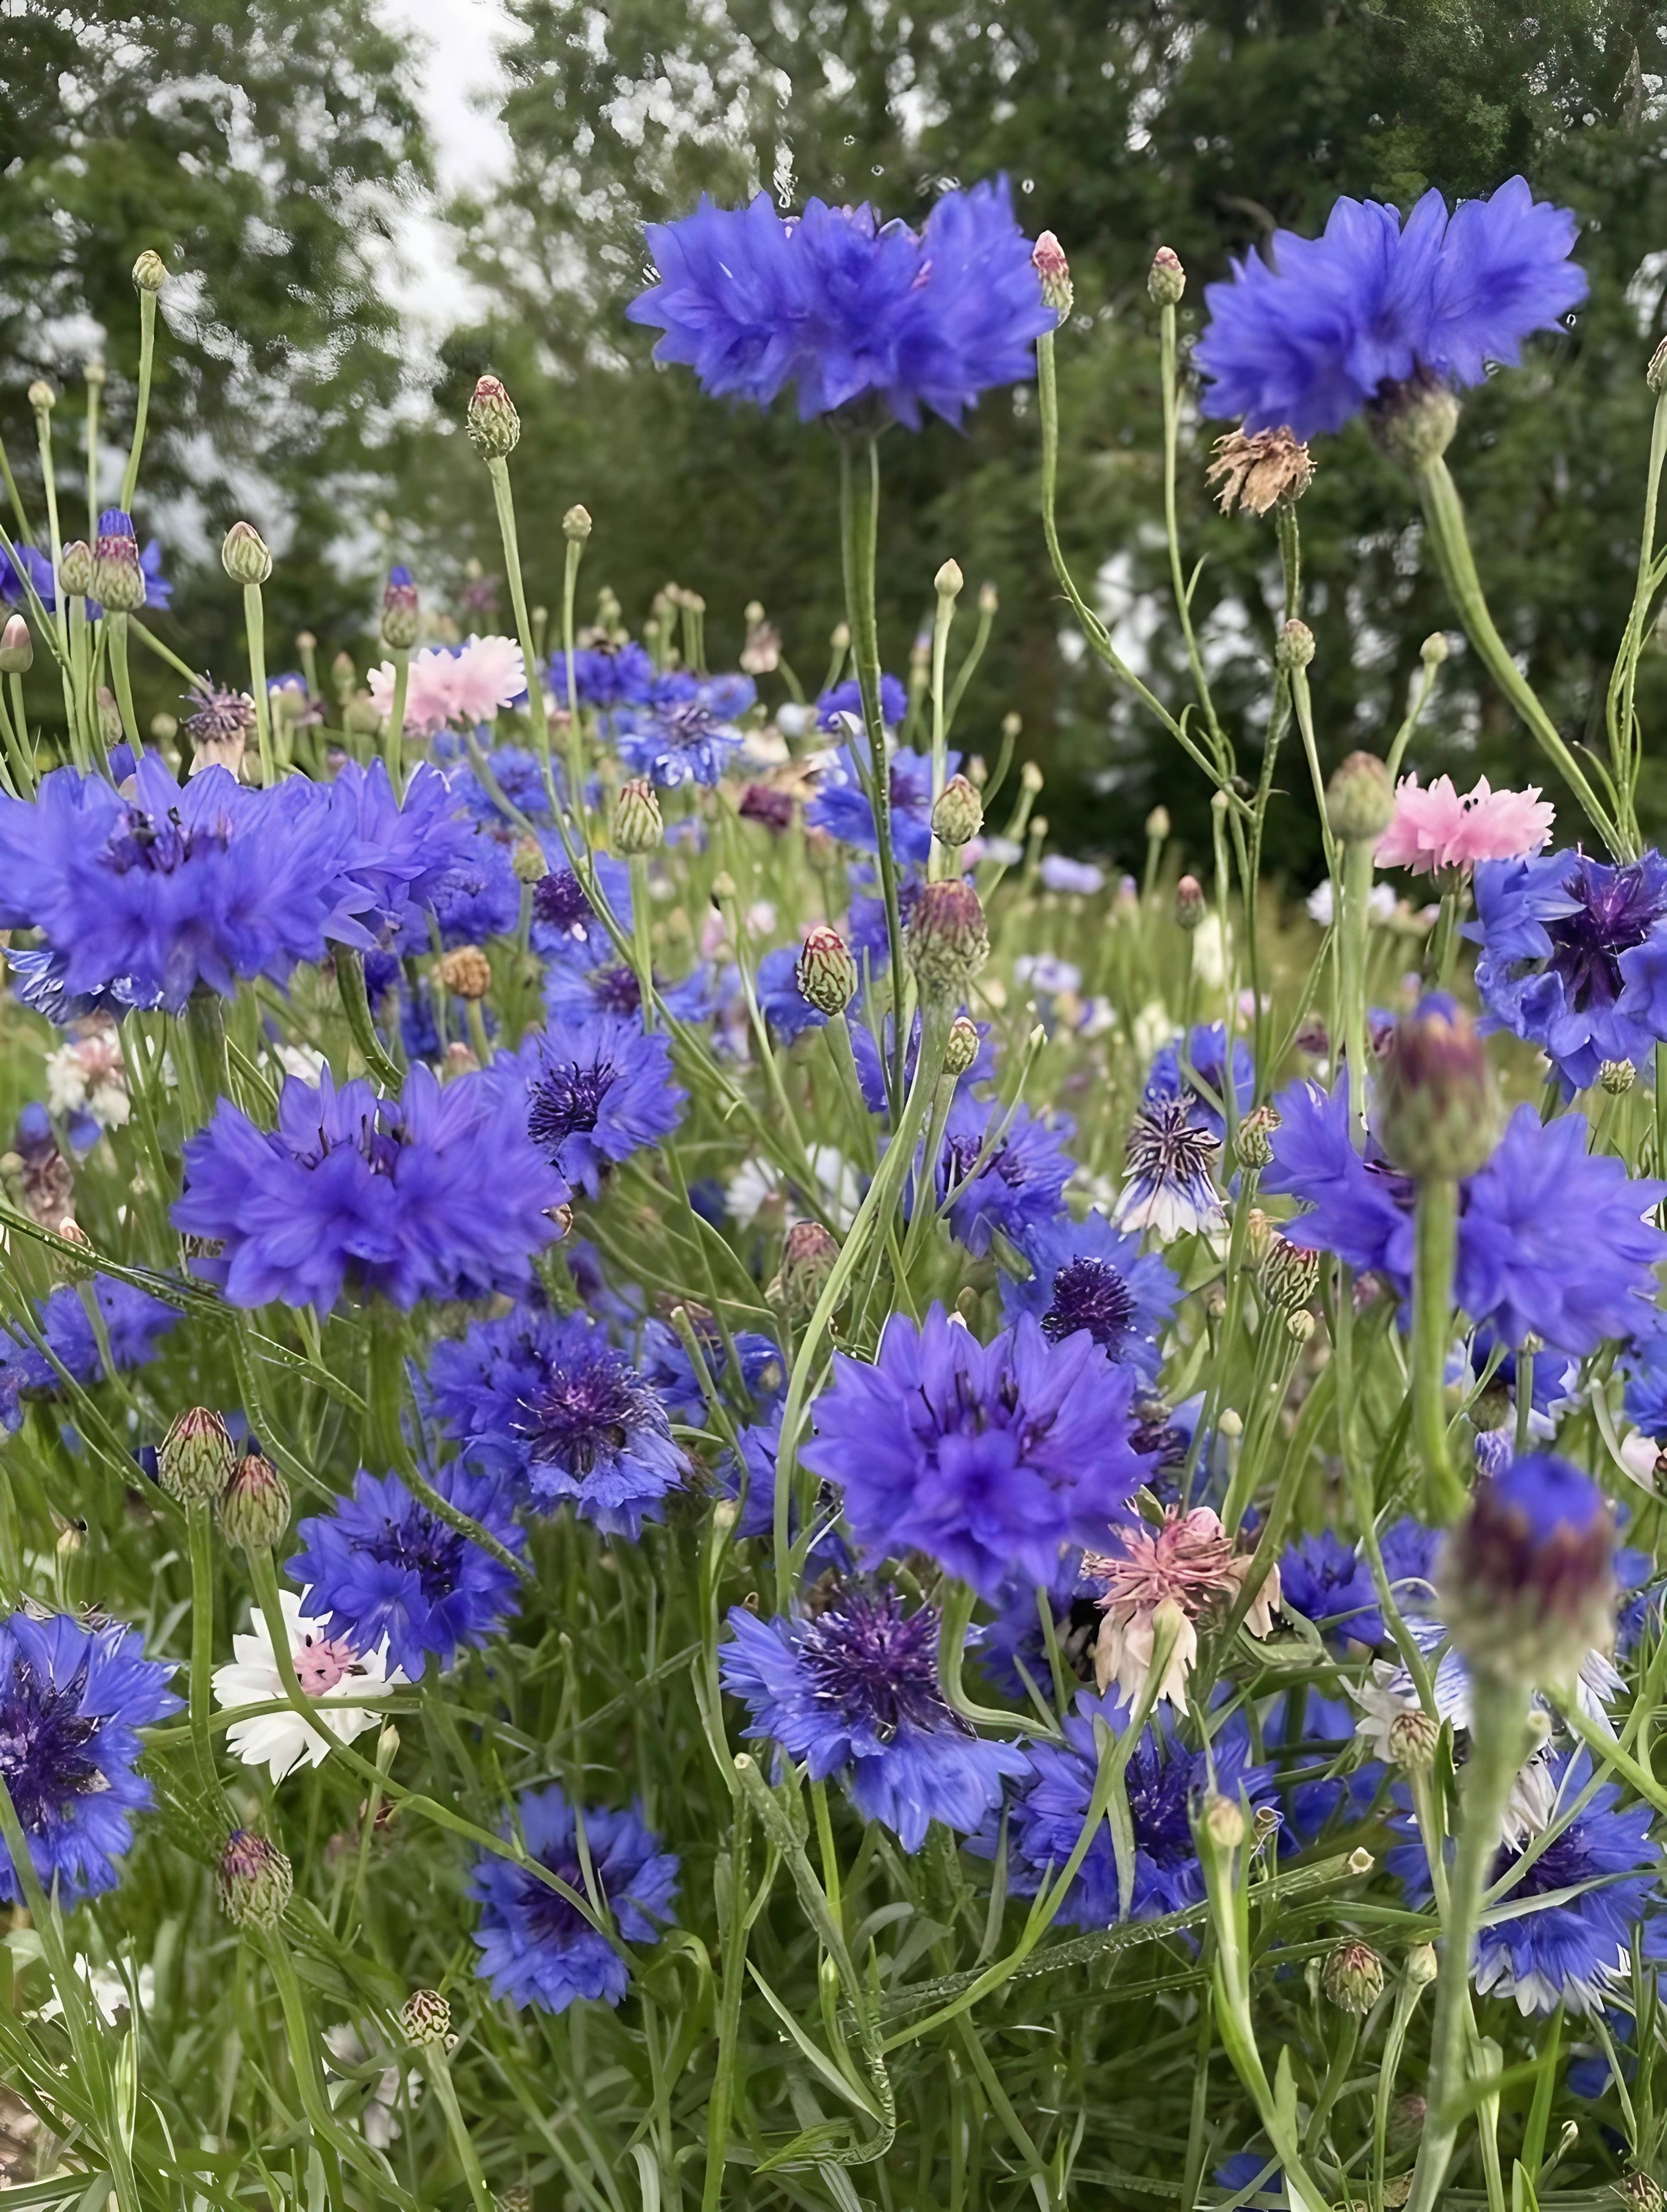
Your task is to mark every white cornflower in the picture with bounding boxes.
[211,1591,403,1783]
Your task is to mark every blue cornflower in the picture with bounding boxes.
[639,1317,785,1422]
[512,1015,685,1195]
[1262,1080,1667,1354]
[174,1062,568,1312]
[470,1783,678,2013]
[0,758,374,1016]
[721,1588,1030,1852]
[809,746,947,864]
[1262,1687,1388,1846]
[444,742,559,829]
[1196,176,1587,441]
[714,1417,851,1575]
[1392,1754,1663,2013]
[998,1208,1178,1384]
[0,1612,181,1905]
[289,1465,523,1679]
[628,177,1053,429]
[815,675,908,731]
[1112,1097,1226,1242]
[1038,855,1105,896]
[530,854,631,956]
[0,1276,182,1431]
[547,642,656,710]
[1624,1329,1667,1440]
[850,1003,994,1113]
[803,1304,1152,1600]
[931,1091,1074,1258]
[1,543,56,609]
[394,828,520,951]
[1278,1531,1378,1646]
[1213,2154,1284,2208]
[540,933,711,1028]
[611,678,748,789]
[1470,849,1667,1093]
[333,758,481,942]
[428,1307,687,1537]
[1144,1023,1254,1142]
[980,1688,1274,1924]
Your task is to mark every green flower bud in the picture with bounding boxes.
[1148,246,1185,305]
[563,503,592,542]
[1388,1706,1440,1771]
[935,558,964,600]
[381,570,420,650]
[944,1014,981,1077]
[775,1220,839,1321]
[613,777,663,855]
[1275,618,1315,673]
[1369,372,1461,468]
[1377,998,1501,1181]
[512,834,547,885]
[1601,1058,1637,1095]
[1145,805,1170,841]
[218,1452,291,1550]
[27,381,55,414]
[221,521,273,586]
[467,374,521,458]
[1032,231,1073,316]
[1175,874,1207,930]
[1260,1234,1319,1314]
[1235,1103,1280,1172]
[58,541,94,598]
[132,249,169,295]
[1406,1941,1439,1987]
[905,879,990,1003]
[1200,1793,1244,1849]
[400,1989,453,2047]
[218,1829,293,1930]
[931,773,984,847]
[0,615,32,675]
[97,687,123,746]
[158,1406,236,1506]
[796,925,858,1018]
[1321,1939,1384,2015]
[1326,750,1395,843]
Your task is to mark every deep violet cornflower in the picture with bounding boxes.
[610,676,750,790]
[173,1062,568,1312]
[288,1465,524,1680]
[392,828,519,952]
[0,1276,182,1432]
[714,1417,851,1576]
[1144,1023,1254,1142]
[1468,848,1667,1092]
[802,1304,1153,1601]
[1195,176,1587,442]
[1261,1078,1667,1355]
[512,1015,685,1196]
[720,1589,1029,1853]
[815,675,909,731]
[427,1307,688,1538]
[0,759,374,1017]
[0,1610,182,1906]
[808,745,950,865]
[975,1688,1274,1925]
[929,1091,1074,1259]
[546,641,656,710]
[530,854,633,958]
[628,178,1053,430]
[1,542,57,609]
[470,1783,679,2013]
[331,758,481,943]
[1277,1531,1379,1647]
[998,1208,1178,1384]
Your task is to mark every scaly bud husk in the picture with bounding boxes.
[1601,1058,1637,1095]
[0,615,31,675]
[776,1220,839,1322]
[219,1452,290,1550]
[1174,875,1207,931]
[1148,246,1186,306]
[1439,1455,1616,1685]
[132,248,168,294]
[92,512,145,612]
[381,567,420,650]
[221,521,272,586]
[1377,997,1501,1181]
[796,925,858,1018]
[1145,805,1170,841]
[1032,231,1073,316]
[935,558,964,599]
[1200,1792,1244,1850]
[400,1989,453,2047]
[218,1829,293,1929]
[436,945,493,1001]
[944,1015,981,1077]
[1406,1941,1439,1988]
[563,504,592,542]
[905,879,990,1003]
[613,777,663,855]
[1389,1707,1440,1771]
[467,374,521,458]
[1421,631,1450,668]
[1235,1102,1280,1171]
[931,774,984,847]
[512,834,547,885]
[1369,370,1460,468]
[1321,1938,1385,2015]
[1275,619,1315,673]
[1260,1234,1319,1314]
[159,1406,236,1506]
[58,541,94,598]
[1326,751,1396,843]
[27,381,55,414]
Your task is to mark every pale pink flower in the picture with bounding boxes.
[1082,1507,1280,1707]
[368,647,455,738]
[447,633,526,723]
[1375,773,1554,878]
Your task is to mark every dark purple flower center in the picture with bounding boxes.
[514,1352,658,1474]
[104,804,200,875]
[1126,1101,1218,1195]
[590,965,643,1016]
[520,1854,597,1942]
[528,1059,617,1157]
[943,1132,1025,1192]
[532,870,595,933]
[1124,1736,1197,1867]
[797,1591,962,1742]
[183,685,256,743]
[1043,1256,1135,1350]
[1489,1820,1589,1900]
[1545,858,1667,1011]
[0,1660,102,1832]
[662,702,719,751]
[364,1509,465,1604]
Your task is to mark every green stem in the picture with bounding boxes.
[4,673,31,794]
[1406,1671,1529,2212]
[106,610,140,755]
[1160,298,1225,764]
[1339,835,1376,1139]
[0,427,34,543]
[1416,456,1624,855]
[1413,1176,1463,1522]
[701,1795,752,2212]
[486,456,563,828]
[421,2047,495,2212]
[335,947,404,1089]
[121,289,157,510]
[629,853,656,1031]
[244,581,274,786]
[187,1500,226,1812]
[562,529,587,826]
[128,617,208,689]
[384,644,408,790]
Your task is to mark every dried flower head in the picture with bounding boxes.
[1207,426,1315,516]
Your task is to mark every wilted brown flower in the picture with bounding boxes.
[1207,425,1315,517]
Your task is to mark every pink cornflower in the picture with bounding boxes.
[368,635,526,737]
[1081,1506,1280,1706]
[1376,773,1554,878]
[369,646,455,738]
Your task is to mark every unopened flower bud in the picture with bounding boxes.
[1174,875,1207,930]
[97,687,122,745]
[436,945,493,1001]
[151,712,178,744]
[159,1406,236,1506]
[1326,751,1395,843]
[1200,1792,1244,1850]
[1145,806,1170,841]
[467,374,521,457]
[1275,618,1315,672]
[1032,231,1073,316]
[219,1452,290,1550]
[1321,1939,1384,2015]
[1601,1058,1636,1095]
[1287,1307,1316,1343]
[1235,1103,1280,1171]
[1261,1234,1319,1314]
[944,1015,980,1077]
[498,2187,533,2212]
[1388,1706,1440,1771]
[1421,632,1450,667]
[512,835,547,885]
[905,879,990,1002]
[1439,1454,1616,1683]
[58,541,93,597]
[1377,996,1501,1181]
[1406,1941,1439,1988]
[1387,2095,1427,2154]
[91,509,145,612]
[777,1220,839,1321]
[218,1829,293,1929]
[830,621,851,652]
[613,777,663,855]
[400,1989,453,2047]
[1370,373,1461,468]
[1241,1206,1273,1268]
[978,582,998,616]
[0,616,31,675]
[132,249,168,294]
[561,504,593,546]
[27,381,55,414]
[221,521,272,586]
[935,558,964,600]
[381,564,420,650]
[1148,246,1186,306]
[1618,2175,1666,2212]
[796,925,858,1018]
[932,774,984,847]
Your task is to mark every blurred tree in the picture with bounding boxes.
[0,0,430,714]
[425,0,1667,880]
